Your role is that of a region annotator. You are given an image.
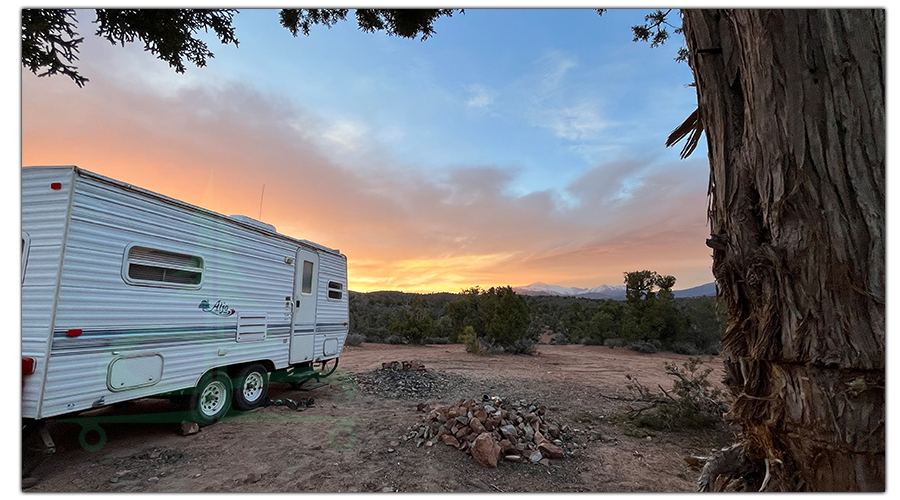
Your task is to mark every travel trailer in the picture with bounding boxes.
[21,166,349,428]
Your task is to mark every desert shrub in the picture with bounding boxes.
[648,338,662,349]
[345,334,365,347]
[628,340,658,354]
[462,326,502,355]
[670,340,699,355]
[550,334,570,345]
[462,326,483,354]
[604,338,625,348]
[581,337,604,346]
[618,357,729,433]
[504,337,536,355]
[385,335,406,345]
[423,336,451,344]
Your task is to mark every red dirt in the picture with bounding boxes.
[24,343,731,492]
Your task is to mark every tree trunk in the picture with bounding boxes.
[681,9,885,491]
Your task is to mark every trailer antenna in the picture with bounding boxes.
[258,184,266,220]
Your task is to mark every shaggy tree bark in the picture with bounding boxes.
[681,10,884,491]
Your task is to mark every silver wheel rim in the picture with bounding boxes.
[242,372,264,402]
[200,380,227,417]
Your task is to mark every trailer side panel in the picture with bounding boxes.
[21,167,75,419]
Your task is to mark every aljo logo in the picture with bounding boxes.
[199,299,235,317]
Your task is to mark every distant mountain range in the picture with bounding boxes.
[513,281,716,300]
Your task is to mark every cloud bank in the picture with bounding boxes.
[21,42,713,293]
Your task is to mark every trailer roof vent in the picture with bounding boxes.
[229,215,277,233]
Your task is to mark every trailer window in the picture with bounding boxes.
[301,261,314,295]
[327,281,343,300]
[124,246,204,288]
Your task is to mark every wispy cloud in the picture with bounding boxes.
[543,101,610,141]
[464,84,495,109]
[534,50,577,98]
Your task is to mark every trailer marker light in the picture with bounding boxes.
[50,182,62,190]
[66,329,83,337]
[23,357,36,376]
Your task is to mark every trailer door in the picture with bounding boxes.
[289,248,318,364]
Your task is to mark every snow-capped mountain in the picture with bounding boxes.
[513,281,715,300]
[513,282,595,296]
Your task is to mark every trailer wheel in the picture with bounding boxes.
[188,369,232,426]
[315,357,339,378]
[232,363,269,411]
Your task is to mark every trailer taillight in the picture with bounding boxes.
[50,182,62,190]
[66,329,83,337]
[23,357,35,376]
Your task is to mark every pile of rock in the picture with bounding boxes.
[415,397,569,468]
[356,366,467,400]
[380,360,426,371]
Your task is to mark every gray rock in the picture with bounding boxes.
[499,425,518,439]
[523,425,534,442]
[530,451,543,463]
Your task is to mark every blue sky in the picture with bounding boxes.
[19,7,717,292]
[209,9,700,196]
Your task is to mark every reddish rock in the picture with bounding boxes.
[504,455,522,463]
[471,434,499,468]
[499,439,513,452]
[455,427,468,439]
[538,442,565,459]
[448,407,459,419]
[469,418,484,434]
[441,435,460,447]
[474,410,487,421]
[534,430,547,446]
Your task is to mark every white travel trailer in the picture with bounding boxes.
[21,165,349,428]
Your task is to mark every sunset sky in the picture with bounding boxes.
[19,7,716,293]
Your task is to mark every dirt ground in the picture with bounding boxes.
[23,343,733,492]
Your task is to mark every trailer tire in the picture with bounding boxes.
[188,369,233,426]
[232,363,269,411]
